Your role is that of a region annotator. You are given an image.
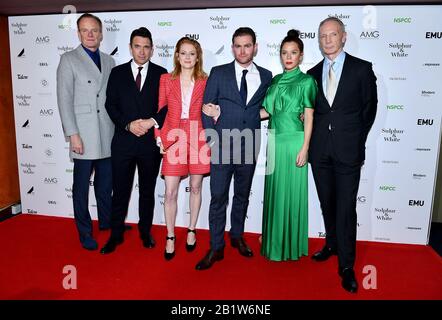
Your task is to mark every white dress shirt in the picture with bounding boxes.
[131,60,149,90]
[234,61,261,105]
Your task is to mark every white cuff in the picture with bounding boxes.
[156,136,162,147]
[150,118,159,129]
[213,107,221,122]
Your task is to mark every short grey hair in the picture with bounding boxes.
[319,17,346,33]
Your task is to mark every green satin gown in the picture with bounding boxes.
[261,67,317,261]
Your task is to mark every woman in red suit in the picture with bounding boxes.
[155,37,210,260]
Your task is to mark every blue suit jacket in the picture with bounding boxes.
[202,61,272,157]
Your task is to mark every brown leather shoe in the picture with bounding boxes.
[231,237,253,257]
[195,249,224,270]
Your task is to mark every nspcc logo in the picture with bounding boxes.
[394,17,411,23]
[386,104,404,110]
[270,19,286,25]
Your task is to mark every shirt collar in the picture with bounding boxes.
[234,60,255,75]
[325,50,346,68]
[82,45,100,57]
[131,59,149,72]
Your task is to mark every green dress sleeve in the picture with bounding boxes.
[262,75,281,116]
[302,76,318,109]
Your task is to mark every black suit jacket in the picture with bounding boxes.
[105,60,168,156]
[307,53,377,165]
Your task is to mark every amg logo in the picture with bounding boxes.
[35,36,50,44]
[44,177,58,184]
[27,187,34,194]
[360,31,379,38]
[40,109,54,116]
[18,48,25,57]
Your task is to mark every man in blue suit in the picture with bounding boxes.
[196,27,272,270]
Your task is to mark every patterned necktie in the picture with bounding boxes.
[136,66,143,91]
[326,61,337,106]
[239,69,248,105]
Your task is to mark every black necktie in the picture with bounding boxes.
[239,69,248,105]
[136,66,143,91]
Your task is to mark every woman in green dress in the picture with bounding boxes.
[260,30,317,261]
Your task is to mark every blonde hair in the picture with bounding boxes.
[171,37,207,80]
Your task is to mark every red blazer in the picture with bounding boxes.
[155,73,207,149]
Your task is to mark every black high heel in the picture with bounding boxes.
[164,236,175,260]
[186,229,197,252]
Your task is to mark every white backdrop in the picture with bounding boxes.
[9,5,442,245]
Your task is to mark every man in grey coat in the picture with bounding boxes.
[57,13,115,250]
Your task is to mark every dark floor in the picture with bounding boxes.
[429,222,442,257]
[1,207,442,256]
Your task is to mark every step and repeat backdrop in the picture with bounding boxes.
[8,5,442,245]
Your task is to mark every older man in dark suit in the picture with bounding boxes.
[307,17,377,293]
[196,27,272,270]
[100,27,168,254]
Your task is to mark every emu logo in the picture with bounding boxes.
[409,200,424,206]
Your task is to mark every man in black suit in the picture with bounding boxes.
[307,17,377,293]
[101,27,168,254]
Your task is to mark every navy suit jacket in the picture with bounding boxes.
[307,53,377,165]
[202,61,272,157]
[105,60,167,157]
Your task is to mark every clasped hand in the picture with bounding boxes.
[202,103,220,118]
[129,118,155,137]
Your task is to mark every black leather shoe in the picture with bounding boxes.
[164,236,175,260]
[340,268,358,293]
[142,234,156,248]
[100,237,123,254]
[311,246,337,261]
[195,249,224,270]
[231,237,253,257]
[186,229,197,252]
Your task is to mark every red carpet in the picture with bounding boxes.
[0,214,441,300]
